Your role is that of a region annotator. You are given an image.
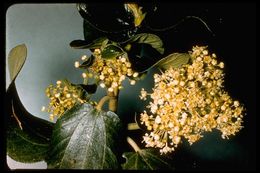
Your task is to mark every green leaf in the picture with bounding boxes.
[8,44,27,83]
[154,53,191,70]
[6,44,54,163]
[126,33,164,54]
[47,103,120,169]
[101,44,124,60]
[6,83,54,163]
[7,105,50,163]
[122,149,174,170]
[70,37,108,50]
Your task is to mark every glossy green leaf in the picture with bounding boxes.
[101,44,124,59]
[8,44,27,83]
[47,103,120,169]
[154,53,191,70]
[126,33,164,54]
[122,149,174,170]
[70,37,108,50]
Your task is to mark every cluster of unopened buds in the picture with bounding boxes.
[139,46,244,154]
[42,80,87,121]
[74,49,139,93]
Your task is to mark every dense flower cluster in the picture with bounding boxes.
[75,49,139,93]
[42,80,87,121]
[140,46,244,154]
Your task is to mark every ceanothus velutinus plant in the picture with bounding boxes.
[6,3,244,170]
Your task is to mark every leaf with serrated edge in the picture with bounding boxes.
[122,149,174,170]
[47,103,120,169]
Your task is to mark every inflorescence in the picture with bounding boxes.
[42,80,87,121]
[139,46,244,154]
[75,49,139,93]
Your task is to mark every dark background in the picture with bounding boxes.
[118,2,256,171]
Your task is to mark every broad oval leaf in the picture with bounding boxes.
[122,149,174,170]
[154,53,191,70]
[125,33,164,54]
[8,44,27,83]
[47,103,120,169]
[101,44,124,60]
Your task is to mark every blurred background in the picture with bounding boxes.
[5,3,255,170]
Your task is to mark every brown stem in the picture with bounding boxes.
[107,88,119,112]
[96,96,110,111]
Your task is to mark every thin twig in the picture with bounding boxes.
[96,96,110,111]
[127,136,141,152]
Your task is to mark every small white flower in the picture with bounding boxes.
[155,116,161,124]
[168,122,174,128]
[55,93,60,98]
[108,87,114,92]
[234,101,240,107]
[74,61,80,68]
[56,80,62,85]
[133,72,139,78]
[82,73,87,78]
[100,83,106,88]
[121,57,126,63]
[130,80,136,85]
[202,50,208,55]
[219,62,224,68]
[81,55,87,60]
[99,75,105,80]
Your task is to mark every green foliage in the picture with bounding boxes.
[126,33,164,54]
[70,37,108,50]
[6,44,54,163]
[46,103,120,169]
[154,53,191,70]
[7,109,50,163]
[101,44,124,60]
[8,44,27,82]
[122,149,174,170]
